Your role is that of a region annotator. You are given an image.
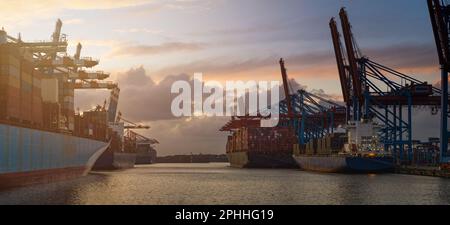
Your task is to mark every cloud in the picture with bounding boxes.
[113,28,164,35]
[73,66,345,155]
[149,42,441,86]
[0,0,152,25]
[363,43,439,73]
[108,42,206,57]
[68,39,125,49]
[64,18,84,25]
[115,67,189,121]
[139,117,229,156]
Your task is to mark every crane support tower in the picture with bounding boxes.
[427,0,450,164]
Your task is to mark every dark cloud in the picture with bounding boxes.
[109,42,206,57]
[154,42,439,79]
[363,43,438,71]
[154,52,335,77]
[117,66,155,87]
[138,117,229,156]
[117,68,190,121]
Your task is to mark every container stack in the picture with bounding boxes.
[0,44,21,121]
[305,141,314,155]
[317,135,332,155]
[41,77,60,130]
[226,127,298,154]
[31,70,43,126]
[62,81,75,131]
[20,58,33,124]
[226,135,233,153]
[293,144,303,156]
[316,138,323,155]
[42,102,60,130]
[78,110,109,141]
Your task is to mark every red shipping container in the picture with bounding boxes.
[0,85,21,121]
[32,96,43,126]
[20,59,33,74]
[20,91,32,123]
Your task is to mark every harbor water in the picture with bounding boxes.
[1,163,450,205]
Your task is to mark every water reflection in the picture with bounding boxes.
[1,163,449,205]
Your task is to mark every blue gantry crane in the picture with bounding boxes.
[278,59,346,145]
[428,0,450,165]
[221,59,347,149]
[331,7,446,165]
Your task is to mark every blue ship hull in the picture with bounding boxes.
[293,155,394,173]
[0,124,109,188]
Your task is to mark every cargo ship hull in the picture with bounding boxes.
[92,150,136,170]
[0,124,109,189]
[227,151,297,168]
[293,155,394,173]
[135,153,156,164]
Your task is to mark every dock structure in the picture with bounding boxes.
[221,2,450,175]
[396,166,450,178]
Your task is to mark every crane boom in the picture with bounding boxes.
[339,8,362,103]
[427,0,450,163]
[428,0,450,68]
[279,58,293,117]
[116,113,150,129]
[108,87,120,123]
[329,18,350,104]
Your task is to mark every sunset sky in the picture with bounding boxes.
[0,0,443,155]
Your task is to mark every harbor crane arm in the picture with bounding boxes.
[427,0,450,163]
[330,18,350,104]
[108,87,120,123]
[74,43,82,60]
[279,58,294,117]
[339,8,363,103]
[116,112,150,129]
[428,0,450,69]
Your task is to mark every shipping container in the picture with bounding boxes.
[0,86,21,121]
[228,126,297,153]
[20,92,32,123]
[0,55,20,68]
[0,44,21,58]
[41,78,59,103]
[32,95,43,126]
[43,102,60,130]
[0,65,20,87]
[20,58,34,74]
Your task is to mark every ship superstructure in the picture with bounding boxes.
[0,19,119,188]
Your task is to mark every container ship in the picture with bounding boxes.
[93,114,158,169]
[134,132,158,165]
[293,119,394,173]
[224,125,298,168]
[0,20,120,188]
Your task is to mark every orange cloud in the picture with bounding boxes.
[109,42,206,57]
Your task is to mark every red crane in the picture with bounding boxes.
[279,58,294,117]
[339,8,363,106]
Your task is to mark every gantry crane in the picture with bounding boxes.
[277,59,346,145]
[115,112,154,152]
[330,7,448,164]
[330,18,351,120]
[221,60,347,147]
[3,19,120,131]
[279,58,294,118]
[427,0,450,164]
[116,112,150,129]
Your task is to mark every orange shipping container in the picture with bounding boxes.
[0,86,21,121]
[20,91,32,123]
